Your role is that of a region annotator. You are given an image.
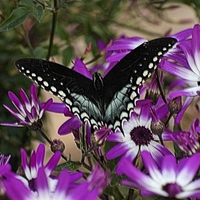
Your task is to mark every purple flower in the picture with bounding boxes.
[0,162,28,199]
[106,36,147,62]
[105,100,172,170]
[104,36,147,76]
[118,151,200,199]
[0,84,52,129]
[68,164,110,200]
[20,143,61,181]
[6,165,109,200]
[0,164,13,196]
[161,24,200,98]
[166,119,200,155]
[105,29,191,76]
[4,176,32,200]
[0,153,11,165]
[5,167,82,200]
[159,24,200,124]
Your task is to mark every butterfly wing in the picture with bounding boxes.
[15,37,177,132]
[103,37,177,130]
[15,58,103,128]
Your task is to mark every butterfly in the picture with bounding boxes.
[15,37,177,132]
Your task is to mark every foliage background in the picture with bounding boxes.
[0,0,199,171]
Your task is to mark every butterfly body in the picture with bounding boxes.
[15,37,177,132]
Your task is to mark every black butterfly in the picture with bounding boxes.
[15,37,177,132]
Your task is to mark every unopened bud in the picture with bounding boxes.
[51,139,65,153]
[146,90,159,105]
[151,120,165,136]
[168,97,182,114]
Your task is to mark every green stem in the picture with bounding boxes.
[46,0,58,60]
[155,69,167,103]
[108,185,124,200]
[127,189,134,200]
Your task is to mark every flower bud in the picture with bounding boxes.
[146,90,160,105]
[51,139,65,153]
[151,120,165,136]
[168,96,182,114]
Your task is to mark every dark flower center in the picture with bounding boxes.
[163,183,182,197]
[130,126,153,145]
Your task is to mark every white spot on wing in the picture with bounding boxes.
[120,111,128,120]
[72,107,80,114]
[143,70,149,77]
[91,118,98,126]
[37,76,43,81]
[163,47,167,51]
[65,98,72,106]
[130,91,137,100]
[81,112,89,119]
[51,86,57,92]
[114,120,120,129]
[147,73,152,78]
[43,81,49,87]
[153,57,158,62]
[136,77,142,85]
[148,63,154,69]
[58,90,66,97]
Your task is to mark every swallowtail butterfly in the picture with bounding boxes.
[15,37,177,132]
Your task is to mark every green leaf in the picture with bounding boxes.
[62,46,74,66]
[0,7,31,32]
[18,0,34,6]
[110,172,123,186]
[37,0,45,5]
[55,161,81,172]
[33,46,48,58]
[56,24,69,41]
[32,6,43,22]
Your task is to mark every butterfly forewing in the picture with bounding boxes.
[15,37,177,132]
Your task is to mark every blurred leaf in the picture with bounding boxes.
[38,0,45,5]
[62,46,74,66]
[33,46,48,58]
[56,24,69,41]
[55,161,81,172]
[32,6,43,22]
[110,172,123,186]
[0,7,31,32]
[18,0,34,6]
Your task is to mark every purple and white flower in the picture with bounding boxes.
[20,143,61,181]
[161,24,200,98]
[6,164,109,200]
[0,84,52,129]
[166,119,200,155]
[106,100,172,170]
[118,151,200,199]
